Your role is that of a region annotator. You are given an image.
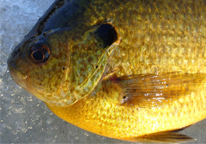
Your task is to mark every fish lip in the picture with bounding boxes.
[7,57,27,81]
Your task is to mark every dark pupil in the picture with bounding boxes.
[33,51,44,61]
[29,41,50,63]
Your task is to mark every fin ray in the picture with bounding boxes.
[114,72,206,107]
[124,132,195,143]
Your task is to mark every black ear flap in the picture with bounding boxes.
[95,24,118,48]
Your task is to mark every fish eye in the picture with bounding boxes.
[29,41,50,63]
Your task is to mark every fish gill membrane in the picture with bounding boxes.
[3,0,206,143]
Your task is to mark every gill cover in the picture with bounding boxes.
[68,24,119,105]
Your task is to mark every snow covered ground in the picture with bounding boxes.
[0,0,206,143]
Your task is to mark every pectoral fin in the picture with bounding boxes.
[114,72,206,108]
[123,131,195,143]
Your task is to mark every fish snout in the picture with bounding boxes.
[7,45,31,80]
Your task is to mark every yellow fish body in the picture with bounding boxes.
[7,0,206,143]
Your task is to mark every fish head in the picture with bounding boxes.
[7,15,120,106]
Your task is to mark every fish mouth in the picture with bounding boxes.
[7,58,42,101]
[7,57,29,88]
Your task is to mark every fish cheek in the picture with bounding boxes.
[27,56,70,102]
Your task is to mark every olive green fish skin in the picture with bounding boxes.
[7,0,206,142]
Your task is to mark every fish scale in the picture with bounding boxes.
[47,79,206,139]
[109,2,206,75]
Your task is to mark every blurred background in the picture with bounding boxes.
[0,0,206,143]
